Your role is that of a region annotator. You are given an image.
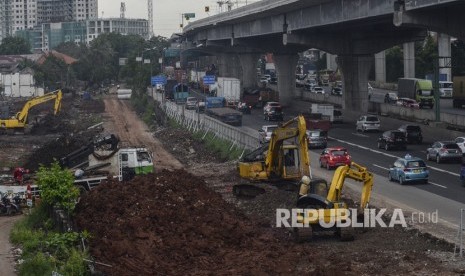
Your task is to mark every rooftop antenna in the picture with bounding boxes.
[120,2,126,18]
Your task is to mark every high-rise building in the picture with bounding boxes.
[0,0,13,43]
[0,0,98,42]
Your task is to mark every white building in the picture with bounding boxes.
[86,18,149,42]
[0,68,44,97]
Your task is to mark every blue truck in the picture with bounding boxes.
[173,84,189,104]
[205,97,242,126]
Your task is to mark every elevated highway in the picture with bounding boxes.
[181,0,465,113]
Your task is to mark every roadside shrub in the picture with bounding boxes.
[36,161,79,213]
[18,252,54,276]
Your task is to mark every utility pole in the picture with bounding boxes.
[434,56,452,122]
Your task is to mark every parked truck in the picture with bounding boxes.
[205,97,242,126]
[0,134,154,197]
[453,76,465,108]
[397,78,434,109]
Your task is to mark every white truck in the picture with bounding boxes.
[0,135,154,197]
[213,77,241,107]
[310,103,335,122]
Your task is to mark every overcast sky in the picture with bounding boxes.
[98,0,257,38]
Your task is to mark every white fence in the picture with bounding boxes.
[147,89,260,151]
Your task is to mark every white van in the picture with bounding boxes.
[439,81,453,98]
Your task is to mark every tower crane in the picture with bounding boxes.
[148,0,154,38]
[120,2,126,19]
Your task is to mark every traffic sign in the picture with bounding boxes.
[151,76,167,86]
[203,75,215,85]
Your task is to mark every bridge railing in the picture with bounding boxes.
[147,88,259,151]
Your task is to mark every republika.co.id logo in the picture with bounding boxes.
[276,208,438,228]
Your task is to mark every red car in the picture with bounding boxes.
[319,147,351,170]
[396,98,420,109]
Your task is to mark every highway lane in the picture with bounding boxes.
[238,103,465,233]
[190,86,465,204]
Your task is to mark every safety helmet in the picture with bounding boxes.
[301,175,311,185]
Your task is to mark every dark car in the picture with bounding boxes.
[269,77,278,84]
[398,124,423,144]
[331,87,342,96]
[306,129,328,149]
[377,130,407,151]
[264,106,284,121]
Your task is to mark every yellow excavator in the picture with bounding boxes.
[0,89,63,133]
[293,162,374,242]
[235,115,311,196]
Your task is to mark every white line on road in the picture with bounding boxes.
[373,164,388,170]
[330,136,460,177]
[429,182,447,189]
[352,132,369,138]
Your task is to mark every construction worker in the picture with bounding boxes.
[13,167,30,184]
[298,175,311,199]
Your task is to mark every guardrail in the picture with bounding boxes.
[147,88,260,151]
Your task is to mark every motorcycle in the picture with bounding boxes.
[0,194,22,216]
[237,103,252,114]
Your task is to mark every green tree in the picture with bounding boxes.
[33,55,70,90]
[385,46,403,83]
[54,42,85,59]
[36,161,78,213]
[415,34,437,78]
[452,39,465,76]
[0,36,31,55]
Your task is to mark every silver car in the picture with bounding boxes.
[426,141,463,163]
[356,115,380,132]
[258,125,278,144]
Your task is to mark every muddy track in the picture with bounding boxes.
[102,96,183,172]
[0,215,22,276]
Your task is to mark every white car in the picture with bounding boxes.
[258,125,278,144]
[356,115,381,132]
[263,101,281,114]
[312,86,324,94]
[455,137,465,154]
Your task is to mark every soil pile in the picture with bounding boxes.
[74,170,328,276]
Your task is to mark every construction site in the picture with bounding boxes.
[1,89,465,275]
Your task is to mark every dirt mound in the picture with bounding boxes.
[74,170,328,276]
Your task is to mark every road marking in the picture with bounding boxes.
[429,182,447,188]
[352,132,369,138]
[373,164,388,170]
[330,136,460,177]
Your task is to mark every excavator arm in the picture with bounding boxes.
[0,90,62,130]
[264,115,310,178]
[326,162,374,211]
[16,89,63,123]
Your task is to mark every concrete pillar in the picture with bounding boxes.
[238,53,260,88]
[403,42,415,78]
[438,33,452,81]
[326,53,337,71]
[336,55,374,113]
[274,54,299,107]
[217,53,241,78]
[374,50,386,83]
